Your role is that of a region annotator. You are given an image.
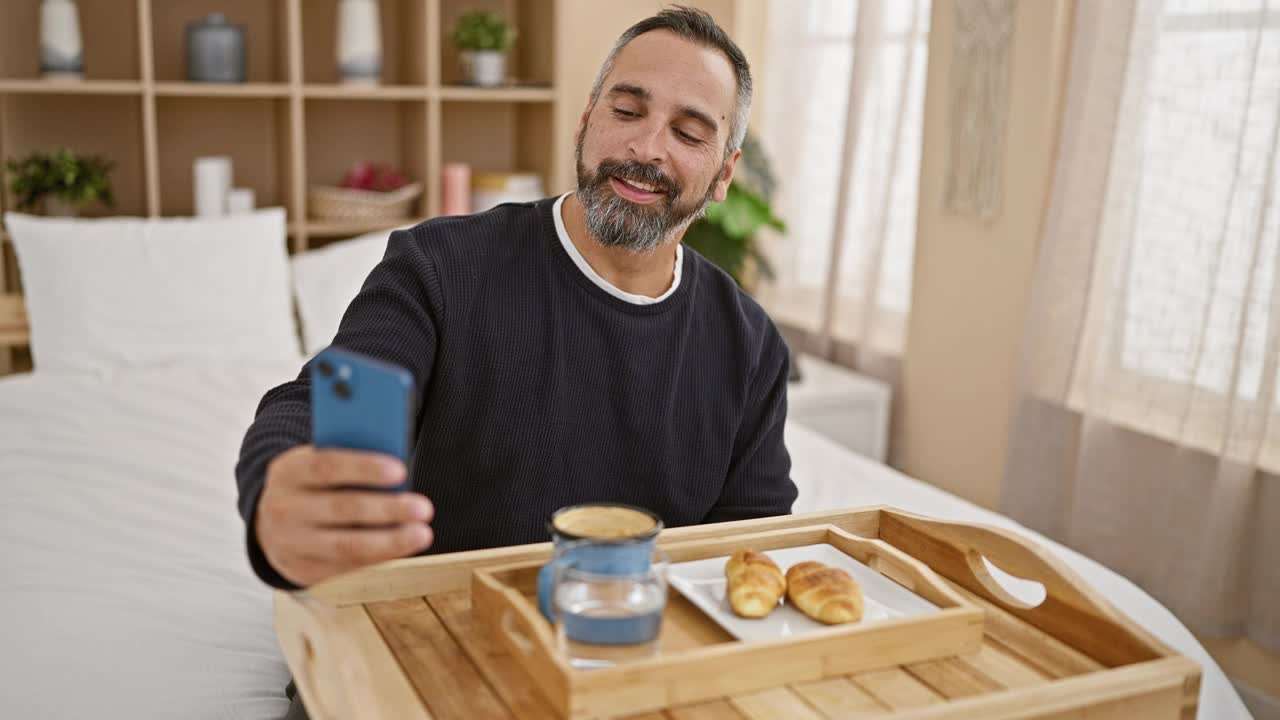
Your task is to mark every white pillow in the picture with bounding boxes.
[5,209,300,374]
[290,228,400,355]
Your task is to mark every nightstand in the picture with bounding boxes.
[787,353,891,462]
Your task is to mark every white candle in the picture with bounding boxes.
[193,156,232,218]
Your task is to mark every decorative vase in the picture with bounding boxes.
[40,0,83,80]
[461,50,506,87]
[337,0,382,85]
[43,197,80,217]
[186,14,247,83]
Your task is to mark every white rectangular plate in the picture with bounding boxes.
[667,543,940,641]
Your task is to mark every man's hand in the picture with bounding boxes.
[255,445,434,587]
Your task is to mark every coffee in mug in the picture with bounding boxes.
[537,503,664,623]
[550,504,660,541]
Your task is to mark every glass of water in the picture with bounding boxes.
[553,547,669,669]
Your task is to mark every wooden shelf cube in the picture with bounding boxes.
[155,96,295,218]
[0,0,141,81]
[441,100,553,193]
[439,0,555,88]
[303,98,429,220]
[150,0,291,84]
[0,94,147,216]
[301,0,429,86]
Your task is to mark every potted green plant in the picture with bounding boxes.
[683,132,785,289]
[452,10,516,87]
[5,148,114,217]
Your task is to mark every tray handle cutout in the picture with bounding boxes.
[967,551,1048,609]
[295,628,344,720]
[824,526,971,609]
[862,543,917,592]
[878,508,1173,666]
[288,593,381,720]
[501,606,539,657]
[489,583,563,672]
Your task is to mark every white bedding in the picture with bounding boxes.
[0,363,1249,719]
[0,362,298,720]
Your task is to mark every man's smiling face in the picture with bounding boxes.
[575,29,741,253]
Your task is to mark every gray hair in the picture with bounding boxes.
[587,5,752,156]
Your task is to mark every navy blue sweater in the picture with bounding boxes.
[236,198,796,588]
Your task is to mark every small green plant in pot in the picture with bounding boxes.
[683,131,785,290]
[452,10,516,87]
[5,148,115,217]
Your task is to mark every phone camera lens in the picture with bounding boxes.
[334,381,352,400]
[317,360,335,378]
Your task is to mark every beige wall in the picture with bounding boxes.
[551,0,744,193]
[896,0,1073,509]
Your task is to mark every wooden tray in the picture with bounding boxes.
[471,524,984,718]
[273,506,1201,719]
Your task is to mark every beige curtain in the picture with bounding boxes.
[1003,0,1280,654]
[753,0,930,362]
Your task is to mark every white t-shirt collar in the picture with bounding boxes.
[552,192,683,305]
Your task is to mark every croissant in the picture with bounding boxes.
[725,550,786,618]
[785,561,863,624]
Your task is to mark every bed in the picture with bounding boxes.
[0,361,297,719]
[0,212,1251,719]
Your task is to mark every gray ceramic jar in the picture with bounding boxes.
[186,13,246,83]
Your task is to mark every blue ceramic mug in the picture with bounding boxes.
[536,503,663,644]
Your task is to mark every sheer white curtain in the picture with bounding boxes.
[1005,0,1280,653]
[754,0,930,360]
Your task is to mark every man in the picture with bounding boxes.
[237,6,796,597]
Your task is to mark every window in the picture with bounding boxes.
[1118,0,1280,401]
[1060,0,1280,467]
[754,0,931,355]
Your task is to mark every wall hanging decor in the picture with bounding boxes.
[944,0,1015,221]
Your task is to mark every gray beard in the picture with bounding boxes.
[575,131,718,253]
[579,187,708,254]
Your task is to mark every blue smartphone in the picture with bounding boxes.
[310,347,415,491]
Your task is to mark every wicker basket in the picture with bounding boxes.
[307,182,422,222]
